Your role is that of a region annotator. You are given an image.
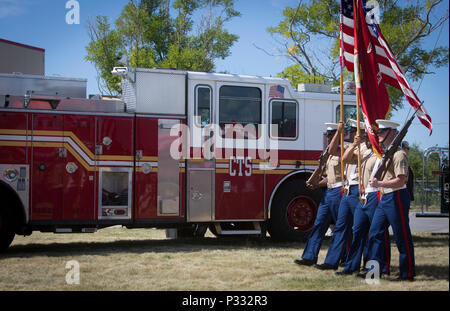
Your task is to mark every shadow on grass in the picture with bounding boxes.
[410,234,448,248]
[416,264,449,281]
[1,233,446,260]
[2,236,316,259]
[380,233,449,248]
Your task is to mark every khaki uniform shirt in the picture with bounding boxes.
[381,147,409,183]
[361,150,378,190]
[326,155,343,185]
[344,143,370,185]
[344,163,358,185]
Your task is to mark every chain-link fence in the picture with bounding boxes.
[411,179,442,212]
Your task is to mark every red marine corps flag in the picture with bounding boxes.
[341,0,433,156]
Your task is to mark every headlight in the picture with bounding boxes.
[4,168,19,182]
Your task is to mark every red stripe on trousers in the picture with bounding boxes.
[396,191,413,278]
[383,232,390,275]
[379,191,389,274]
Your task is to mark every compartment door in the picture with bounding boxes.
[62,114,96,220]
[96,116,134,220]
[187,165,214,222]
[31,113,64,220]
[134,116,158,220]
[157,119,181,216]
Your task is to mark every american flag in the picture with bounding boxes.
[340,0,432,135]
[340,0,355,72]
[269,85,285,98]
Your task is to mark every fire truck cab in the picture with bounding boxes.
[0,68,356,251]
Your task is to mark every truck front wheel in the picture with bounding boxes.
[268,178,323,242]
[0,209,15,252]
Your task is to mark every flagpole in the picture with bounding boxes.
[356,80,362,196]
[340,68,345,185]
[339,2,345,186]
[354,0,362,196]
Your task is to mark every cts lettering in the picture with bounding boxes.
[229,157,252,177]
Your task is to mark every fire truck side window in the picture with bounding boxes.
[336,105,361,126]
[271,100,298,139]
[195,86,211,126]
[219,86,262,130]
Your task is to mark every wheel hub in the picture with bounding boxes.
[286,196,317,232]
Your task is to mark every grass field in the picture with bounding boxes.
[0,228,448,291]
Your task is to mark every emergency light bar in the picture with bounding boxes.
[112,67,135,82]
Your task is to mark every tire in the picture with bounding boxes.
[0,208,15,252]
[268,178,323,242]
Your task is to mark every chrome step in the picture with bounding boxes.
[214,222,262,235]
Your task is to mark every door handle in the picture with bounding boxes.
[59,147,67,158]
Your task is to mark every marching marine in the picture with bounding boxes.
[314,119,363,270]
[294,122,344,266]
[367,119,415,281]
[336,126,391,276]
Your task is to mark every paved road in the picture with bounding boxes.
[409,212,449,233]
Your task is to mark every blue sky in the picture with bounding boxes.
[0,0,448,149]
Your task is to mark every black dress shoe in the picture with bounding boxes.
[314,263,338,270]
[335,270,355,276]
[356,272,367,279]
[293,259,315,266]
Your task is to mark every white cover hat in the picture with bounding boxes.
[324,123,339,131]
[348,119,365,130]
[376,119,400,130]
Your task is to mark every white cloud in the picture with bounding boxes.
[0,0,26,19]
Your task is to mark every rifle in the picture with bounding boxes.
[307,144,330,187]
[373,104,423,180]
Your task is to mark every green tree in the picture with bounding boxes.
[277,64,331,85]
[85,16,123,96]
[408,143,425,181]
[160,0,239,71]
[268,0,449,110]
[85,0,240,95]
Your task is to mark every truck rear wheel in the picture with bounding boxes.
[268,178,323,242]
[0,209,15,252]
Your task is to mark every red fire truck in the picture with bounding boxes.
[0,68,356,251]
